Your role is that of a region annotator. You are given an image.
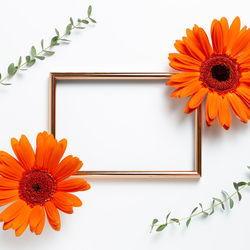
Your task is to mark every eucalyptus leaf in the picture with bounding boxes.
[213,197,225,210]
[81,20,89,24]
[170,218,180,225]
[28,59,36,66]
[41,39,44,49]
[35,56,45,60]
[237,192,242,201]
[89,18,96,23]
[50,36,59,46]
[26,56,31,63]
[55,28,60,36]
[229,198,234,209]
[75,27,85,29]
[186,218,191,227]
[156,224,167,232]
[8,63,16,76]
[60,38,71,42]
[66,24,72,35]
[45,51,55,55]
[31,46,37,56]
[88,5,92,17]
[18,56,22,67]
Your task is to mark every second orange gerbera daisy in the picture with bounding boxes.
[0,131,90,236]
[167,17,250,129]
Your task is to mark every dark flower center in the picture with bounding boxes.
[201,54,240,92]
[211,64,230,82]
[19,170,56,206]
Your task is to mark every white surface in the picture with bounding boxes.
[57,80,194,171]
[0,0,249,249]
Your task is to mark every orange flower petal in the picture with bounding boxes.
[174,40,192,56]
[0,199,26,222]
[211,20,224,54]
[188,88,209,109]
[0,151,24,173]
[169,53,202,66]
[227,93,248,123]
[57,178,91,192]
[220,17,229,51]
[236,85,250,104]
[227,16,241,52]
[206,92,218,120]
[205,98,215,126]
[196,27,213,58]
[29,206,43,232]
[47,139,67,172]
[44,201,61,231]
[231,28,250,57]
[35,132,57,170]
[0,190,18,199]
[217,95,232,130]
[168,72,200,83]
[178,80,202,98]
[15,206,31,236]
[182,36,206,62]
[0,177,18,190]
[0,164,23,181]
[11,135,35,171]
[53,192,82,207]
[52,156,83,182]
[35,209,45,235]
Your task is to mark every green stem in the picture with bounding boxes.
[152,184,248,230]
[0,16,91,85]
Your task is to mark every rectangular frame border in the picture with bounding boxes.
[49,72,202,178]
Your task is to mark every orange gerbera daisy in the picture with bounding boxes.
[167,17,250,129]
[0,131,90,236]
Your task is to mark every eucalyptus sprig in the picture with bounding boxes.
[151,166,250,233]
[0,5,96,85]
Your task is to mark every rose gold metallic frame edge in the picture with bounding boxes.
[49,72,202,178]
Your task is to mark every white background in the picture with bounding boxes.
[0,0,249,249]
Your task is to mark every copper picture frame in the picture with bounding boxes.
[49,72,202,178]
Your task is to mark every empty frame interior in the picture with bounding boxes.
[49,73,201,178]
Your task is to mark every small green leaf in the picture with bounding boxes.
[186,218,191,227]
[89,18,96,23]
[26,56,31,63]
[55,28,60,36]
[1,82,12,85]
[237,192,242,201]
[41,39,44,49]
[156,224,167,232]
[247,166,250,170]
[237,182,247,187]
[0,73,2,80]
[229,198,234,209]
[45,51,55,55]
[35,56,45,60]
[50,36,59,46]
[88,5,92,17]
[70,17,74,25]
[27,59,36,66]
[213,197,225,210]
[199,203,208,216]
[170,218,180,225]
[20,68,27,71]
[191,207,198,215]
[31,46,37,56]
[233,182,238,191]
[75,27,85,29]
[81,20,89,24]
[66,24,72,35]
[8,63,16,76]
[60,38,71,42]
[209,200,215,215]
[18,56,22,67]
[248,182,250,186]
[152,219,158,225]
[165,212,171,223]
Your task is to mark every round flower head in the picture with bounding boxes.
[0,131,90,236]
[167,17,250,129]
